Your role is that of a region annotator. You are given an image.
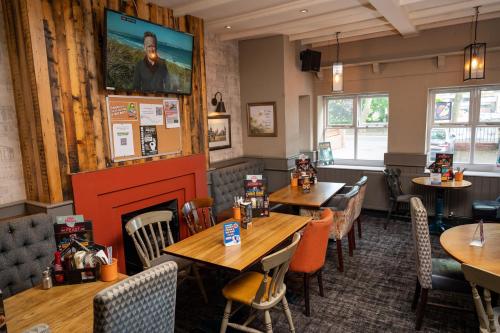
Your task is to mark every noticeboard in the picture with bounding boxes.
[106,95,182,162]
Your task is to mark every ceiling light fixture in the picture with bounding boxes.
[464,6,486,81]
[211,92,226,113]
[225,25,232,29]
[332,32,343,92]
[300,9,308,13]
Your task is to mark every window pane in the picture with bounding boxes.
[327,98,353,126]
[359,96,388,127]
[428,127,470,163]
[325,128,354,159]
[474,127,500,164]
[357,128,387,160]
[480,90,500,122]
[433,92,470,123]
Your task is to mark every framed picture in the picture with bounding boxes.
[247,102,277,137]
[208,115,231,150]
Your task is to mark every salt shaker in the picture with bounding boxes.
[42,268,53,290]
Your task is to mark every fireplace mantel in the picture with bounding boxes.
[72,154,208,272]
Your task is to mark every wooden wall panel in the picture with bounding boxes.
[2,0,209,203]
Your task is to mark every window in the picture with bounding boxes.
[323,94,389,163]
[427,86,500,168]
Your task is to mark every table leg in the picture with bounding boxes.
[429,188,446,235]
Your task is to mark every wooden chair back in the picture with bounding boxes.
[125,211,174,268]
[462,263,500,333]
[181,197,216,236]
[254,233,301,304]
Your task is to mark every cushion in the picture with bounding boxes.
[0,214,55,298]
[473,200,500,219]
[397,194,421,203]
[431,258,469,293]
[222,271,270,305]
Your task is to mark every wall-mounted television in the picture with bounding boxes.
[105,9,193,95]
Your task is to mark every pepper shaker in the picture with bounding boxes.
[42,268,53,290]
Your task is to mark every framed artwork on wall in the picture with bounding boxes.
[247,102,277,137]
[208,115,231,150]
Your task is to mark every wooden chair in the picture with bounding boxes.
[327,185,359,272]
[384,168,420,229]
[289,209,333,316]
[220,233,301,333]
[409,198,469,330]
[462,264,500,333]
[125,210,208,304]
[181,197,216,236]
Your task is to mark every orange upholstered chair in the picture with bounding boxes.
[289,208,333,316]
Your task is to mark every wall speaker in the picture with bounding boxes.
[300,49,321,72]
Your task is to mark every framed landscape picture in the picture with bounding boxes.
[247,102,277,137]
[208,115,231,150]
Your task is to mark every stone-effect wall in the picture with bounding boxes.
[204,32,243,163]
[0,5,26,205]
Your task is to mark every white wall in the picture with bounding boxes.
[204,32,244,163]
[0,5,26,205]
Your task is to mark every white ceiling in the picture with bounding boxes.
[157,0,500,46]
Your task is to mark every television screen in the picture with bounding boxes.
[105,9,193,95]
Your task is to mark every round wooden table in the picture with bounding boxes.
[412,177,472,234]
[440,223,500,276]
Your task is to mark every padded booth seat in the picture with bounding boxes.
[209,159,264,221]
[0,213,55,298]
[472,196,500,222]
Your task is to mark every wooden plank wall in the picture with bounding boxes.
[2,0,208,204]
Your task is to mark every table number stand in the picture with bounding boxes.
[469,219,485,247]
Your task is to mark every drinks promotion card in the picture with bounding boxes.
[470,220,485,247]
[223,221,241,247]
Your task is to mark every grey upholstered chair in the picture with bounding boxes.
[93,261,178,333]
[125,210,208,303]
[220,233,301,333]
[409,197,469,330]
[462,264,500,333]
[0,214,56,298]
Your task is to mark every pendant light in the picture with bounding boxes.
[332,32,343,92]
[464,6,486,81]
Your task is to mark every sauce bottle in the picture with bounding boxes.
[54,251,65,284]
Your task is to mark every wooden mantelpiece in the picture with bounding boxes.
[1,0,209,204]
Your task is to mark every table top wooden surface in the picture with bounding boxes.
[269,182,345,207]
[440,223,500,276]
[412,176,472,189]
[4,274,127,333]
[163,212,311,271]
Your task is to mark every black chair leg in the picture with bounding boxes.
[415,288,428,330]
[411,279,421,311]
[357,216,362,239]
[317,269,324,297]
[385,201,395,229]
[303,273,311,317]
[336,239,344,272]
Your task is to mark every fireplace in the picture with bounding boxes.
[71,154,208,272]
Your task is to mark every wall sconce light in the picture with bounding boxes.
[332,32,343,92]
[211,91,226,113]
[464,6,486,81]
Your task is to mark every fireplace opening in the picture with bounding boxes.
[121,199,179,275]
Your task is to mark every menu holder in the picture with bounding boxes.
[244,176,270,218]
[223,221,241,247]
[469,220,485,247]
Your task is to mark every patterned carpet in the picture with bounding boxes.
[175,214,478,332]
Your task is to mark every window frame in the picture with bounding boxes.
[426,84,500,171]
[322,93,389,165]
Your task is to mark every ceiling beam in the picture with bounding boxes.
[172,0,235,17]
[399,0,428,5]
[369,0,418,36]
[312,30,398,47]
[217,6,379,40]
[205,0,334,30]
[303,24,395,45]
[409,0,500,19]
[415,9,500,29]
[290,18,387,41]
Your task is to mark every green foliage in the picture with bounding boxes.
[362,97,388,123]
[327,99,352,125]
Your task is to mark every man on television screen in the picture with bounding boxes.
[133,31,170,92]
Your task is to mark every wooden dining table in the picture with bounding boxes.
[4,274,127,333]
[163,212,311,271]
[440,223,500,276]
[269,181,345,208]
